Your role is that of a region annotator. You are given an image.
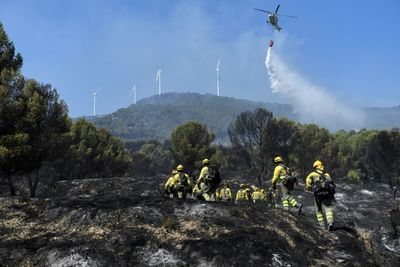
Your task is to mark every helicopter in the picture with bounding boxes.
[254,5,297,31]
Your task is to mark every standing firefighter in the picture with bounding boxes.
[306,160,336,231]
[164,165,192,199]
[193,159,221,201]
[271,156,302,213]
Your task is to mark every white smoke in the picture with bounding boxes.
[265,46,365,130]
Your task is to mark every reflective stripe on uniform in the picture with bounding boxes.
[282,199,289,207]
[289,198,298,207]
[325,207,334,223]
[316,211,324,223]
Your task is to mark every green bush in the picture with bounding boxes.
[345,169,363,185]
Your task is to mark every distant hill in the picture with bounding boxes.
[90,93,297,142]
[89,93,400,141]
[363,106,400,129]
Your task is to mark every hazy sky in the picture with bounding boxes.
[1,0,399,117]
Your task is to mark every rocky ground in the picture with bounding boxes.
[1,176,400,266]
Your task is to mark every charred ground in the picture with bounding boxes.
[0,177,399,266]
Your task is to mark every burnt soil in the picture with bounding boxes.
[1,176,400,266]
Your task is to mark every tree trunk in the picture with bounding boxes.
[29,169,39,198]
[256,175,262,187]
[6,173,16,196]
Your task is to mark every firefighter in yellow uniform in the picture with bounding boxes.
[217,183,232,201]
[260,188,267,200]
[235,184,251,202]
[251,186,265,204]
[271,156,302,213]
[165,165,192,199]
[193,159,218,201]
[164,169,178,197]
[306,160,335,231]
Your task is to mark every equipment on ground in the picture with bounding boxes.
[254,5,297,31]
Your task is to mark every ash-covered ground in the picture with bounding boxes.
[1,176,400,266]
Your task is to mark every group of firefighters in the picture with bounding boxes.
[164,157,336,231]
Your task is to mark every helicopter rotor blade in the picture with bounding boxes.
[279,14,298,19]
[254,8,273,14]
[275,5,280,14]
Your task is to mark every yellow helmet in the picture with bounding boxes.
[171,169,178,175]
[274,156,284,163]
[177,164,184,171]
[313,160,324,169]
[202,158,210,165]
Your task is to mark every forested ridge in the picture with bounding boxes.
[89,92,297,142]
[89,92,400,142]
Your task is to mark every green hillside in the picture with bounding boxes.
[91,93,297,141]
[90,93,400,141]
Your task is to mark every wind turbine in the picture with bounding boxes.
[131,84,137,104]
[216,58,222,96]
[92,89,100,116]
[156,69,162,95]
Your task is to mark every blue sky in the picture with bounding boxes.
[1,0,399,117]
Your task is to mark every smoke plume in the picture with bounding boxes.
[265,46,365,130]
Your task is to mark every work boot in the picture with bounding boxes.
[328,223,334,231]
[297,204,302,214]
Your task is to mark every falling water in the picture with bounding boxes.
[265,45,364,130]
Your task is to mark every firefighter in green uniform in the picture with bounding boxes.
[271,156,302,213]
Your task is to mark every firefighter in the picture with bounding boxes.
[271,156,302,213]
[306,160,336,231]
[236,184,251,202]
[251,186,265,204]
[165,165,192,199]
[193,159,220,201]
[218,183,232,202]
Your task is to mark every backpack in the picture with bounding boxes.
[281,166,297,190]
[312,172,336,197]
[204,165,221,192]
[178,172,188,187]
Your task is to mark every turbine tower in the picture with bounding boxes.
[131,84,137,104]
[156,69,162,95]
[92,89,100,116]
[216,59,221,96]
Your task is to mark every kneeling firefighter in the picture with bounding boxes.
[235,184,251,202]
[271,156,302,213]
[251,186,266,204]
[217,182,232,201]
[306,160,336,231]
[193,159,221,201]
[164,165,192,199]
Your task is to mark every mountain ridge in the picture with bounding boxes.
[89,92,400,141]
